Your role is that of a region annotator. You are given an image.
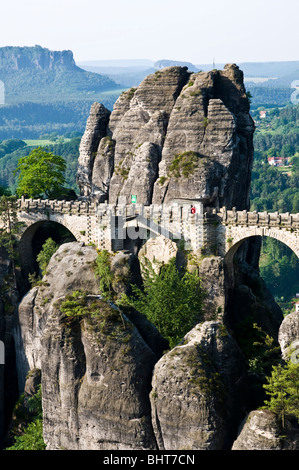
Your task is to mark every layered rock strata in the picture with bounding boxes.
[77,64,254,211]
[15,243,162,450]
[150,321,248,450]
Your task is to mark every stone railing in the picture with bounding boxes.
[16,199,299,231]
[17,197,97,215]
[218,207,299,229]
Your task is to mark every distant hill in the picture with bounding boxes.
[195,61,299,78]
[78,59,201,88]
[247,69,299,88]
[0,45,122,104]
[79,57,299,92]
[0,46,125,139]
[0,49,298,138]
[154,59,199,71]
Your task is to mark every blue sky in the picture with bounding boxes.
[0,0,298,64]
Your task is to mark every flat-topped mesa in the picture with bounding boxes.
[77,64,255,211]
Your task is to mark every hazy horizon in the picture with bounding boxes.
[0,0,298,65]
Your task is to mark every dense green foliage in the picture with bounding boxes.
[36,237,59,276]
[250,105,299,213]
[60,290,93,320]
[263,360,299,428]
[94,250,115,300]
[0,99,119,140]
[6,419,45,451]
[250,161,298,213]
[121,258,203,349]
[246,86,291,109]
[6,384,45,450]
[252,105,299,156]
[233,316,280,375]
[0,136,80,193]
[0,139,26,157]
[249,104,299,306]
[14,148,67,198]
[259,238,299,309]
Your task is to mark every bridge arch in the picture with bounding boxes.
[225,226,299,260]
[224,226,299,290]
[18,219,77,280]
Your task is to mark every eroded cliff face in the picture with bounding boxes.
[9,65,294,450]
[16,243,162,450]
[77,64,254,210]
[14,243,299,450]
[15,244,250,450]
[150,321,248,450]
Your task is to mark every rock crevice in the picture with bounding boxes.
[77,64,254,210]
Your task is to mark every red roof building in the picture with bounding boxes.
[268,156,285,166]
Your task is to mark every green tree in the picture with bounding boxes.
[14,147,66,198]
[94,250,115,300]
[6,419,45,450]
[263,363,290,428]
[263,360,299,428]
[121,258,203,349]
[36,237,59,276]
[6,385,45,450]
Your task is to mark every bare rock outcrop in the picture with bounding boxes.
[16,243,163,450]
[278,310,299,360]
[150,321,247,450]
[76,103,111,199]
[77,64,254,210]
[232,410,299,450]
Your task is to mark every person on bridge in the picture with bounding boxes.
[191,205,196,215]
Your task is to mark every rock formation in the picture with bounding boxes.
[0,45,76,71]
[4,65,297,451]
[150,321,248,450]
[278,309,299,360]
[77,103,111,199]
[15,243,165,450]
[232,410,299,450]
[77,64,255,210]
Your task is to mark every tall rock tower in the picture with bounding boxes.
[77,64,255,211]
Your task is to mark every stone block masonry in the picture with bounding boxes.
[14,198,299,264]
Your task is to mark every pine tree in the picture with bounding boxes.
[263,363,289,428]
[121,257,203,349]
[263,360,299,428]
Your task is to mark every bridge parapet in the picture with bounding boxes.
[12,199,299,259]
[219,207,299,229]
[17,197,97,216]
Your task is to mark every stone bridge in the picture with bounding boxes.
[15,197,299,275]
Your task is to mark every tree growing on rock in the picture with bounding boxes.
[263,359,299,429]
[36,237,59,276]
[121,257,204,349]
